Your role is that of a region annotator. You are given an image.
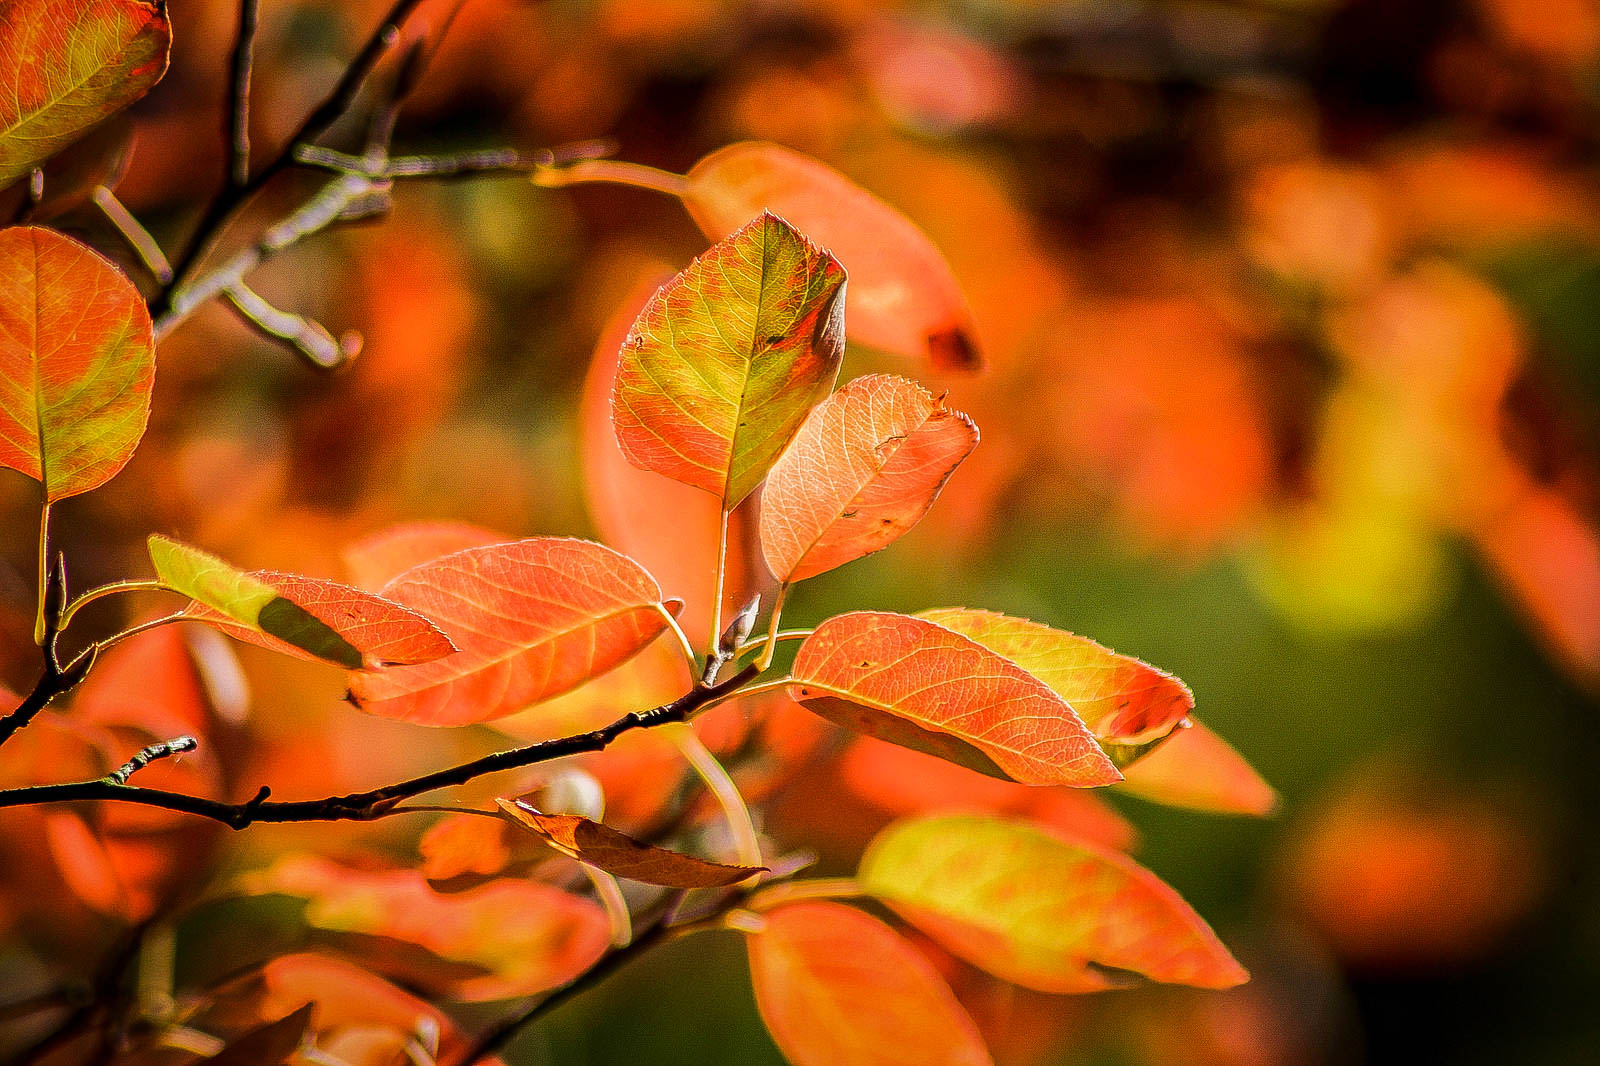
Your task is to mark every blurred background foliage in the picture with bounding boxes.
[3,0,1599,1062]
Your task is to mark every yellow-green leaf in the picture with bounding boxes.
[859,813,1249,993]
[612,211,847,507]
[0,0,171,189]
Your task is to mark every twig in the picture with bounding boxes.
[222,282,362,369]
[293,144,553,180]
[0,664,761,829]
[103,736,198,786]
[226,0,260,188]
[92,188,173,284]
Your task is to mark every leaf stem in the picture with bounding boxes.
[735,628,812,659]
[700,676,794,711]
[755,584,788,672]
[662,722,762,873]
[532,158,690,198]
[59,579,171,630]
[655,602,699,676]
[706,508,730,670]
[745,877,863,912]
[583,867,633,948]
[33,500,51,646]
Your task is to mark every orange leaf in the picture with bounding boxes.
[917,608,1192,756]
[347,538,675,725]
[789,611,1119,786]
[247,856,610,1002]
[0,227,154,500]
[496,800,762,886]
[342,520,510,592]
[746,901,992,1066]
[188,570,457,668]
[419,814,512,882]
[0,0,170,188]
[860,814,1249,992]
[761,374,978,582]
[685,142,981,370]
[612,211,847,507]
[1117,721,1278,816]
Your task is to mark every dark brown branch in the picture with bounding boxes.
[104,736,198,786]
[226,0,260,188]
[0,664,760,829]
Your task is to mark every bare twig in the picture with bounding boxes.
[0,664,760,829]
[226,0,260,188]
[92,187,173,284]
[223,282,362,369]
[103,736,198,786]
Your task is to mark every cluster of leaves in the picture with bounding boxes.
[0,2,1279,1065]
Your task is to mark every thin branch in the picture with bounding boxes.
[0,664,761,829]
[92,188,173,284]
[223,282,363,369]
[226,0,260,188]
[293,144,552,180]
[104,736,198,786]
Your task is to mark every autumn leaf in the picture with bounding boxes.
[917,608,1192,762]
[745,901,992,1066]
[346,538,677,726]
[247,856,610,1002]
[342,520,510,592]
[496,799,763,887]
[789,611,1119,786]
[0,0,170,189]
[0,227,154,500]
[685,142,981,370]
[187,570,458,669]
[148,536,364,669]
[761,374,978,583]
[1117,720,1278,816]
[860,813,1249,992]
[612,211,847,507]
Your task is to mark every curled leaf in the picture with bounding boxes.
[496,799,763,887]
[1117,720,1278,816]
[762,374,978,583]
[789,611,1119,787]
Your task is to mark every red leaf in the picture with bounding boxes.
[746,901,992,1066]
[0,227,154,500]
[189,570,457,668]
[789,611,1119,786]
[761,374,978,583]
[347,538,676,725]
[685,142,981,370]
[496,800,763,887]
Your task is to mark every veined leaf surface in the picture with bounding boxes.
[917,608,1191,759]
[496,800,763,887]
[1118,720,1278,815]
[686,142,980,370]
[860,813,1249,992]
[342,520,509,591]
[0,0,170,188]
[612,211,846,507]
[187,570,457,668]
[148,536,364,669]
[0,227,153,500]
[746,901,992,1066]
[789,611,1119,786]
[347,538,675,726]
[762,374,977,582]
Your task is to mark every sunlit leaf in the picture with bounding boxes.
[1117,721,1278,816]
[762,374,978,582]
[0,227,154,500]
[746,901,992,1066]
[789,611,1119,786]
[917,608,1191,761]
[148,536,364,669]
[342,520,510,592]
[612,211,847,507]
[685,142,981,370]
[248,856,610,1002]
[347,538,676,726]
[0,0,170,188]
[860,813,1249,992]
[496,800,762,887]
